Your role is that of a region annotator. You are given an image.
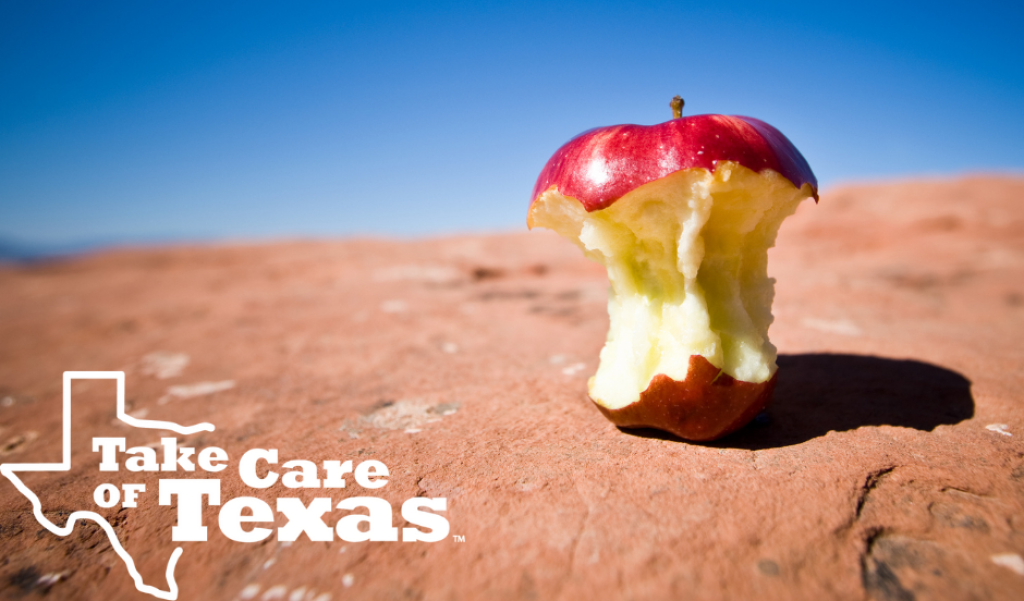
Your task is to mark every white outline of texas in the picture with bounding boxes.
[0,371,215,600]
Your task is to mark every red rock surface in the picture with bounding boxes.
[1,175,1023,600]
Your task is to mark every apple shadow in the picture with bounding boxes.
[618,353,975,450]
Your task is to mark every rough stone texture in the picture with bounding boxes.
[1,175,1023,600]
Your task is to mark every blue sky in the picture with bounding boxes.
[2,0,1022,247]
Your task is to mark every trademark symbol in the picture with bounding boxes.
[452,535,465,543]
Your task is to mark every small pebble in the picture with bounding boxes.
[342,574,355,588]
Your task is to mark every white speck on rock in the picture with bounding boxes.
[35,572,65,587]
[374,264,462,285]
[549,354,566,365]
[342,574,355,588]
[562,362,587,376]
[1,396,14,407]
[515,477,542,492]
[801,317,862,337]
[263,558,276,569]
[288,587,307,601]
[141,351,190,379]
[312,594,332,601]
[381,299,408,313]
[158,380,235,405]
[261,585,288,600]
[441,342,459,354]
[991,553,1024,575]
[405,428,422,434]
[239,584,261,600]
[356,399,460,431]
[986,423,1012,437]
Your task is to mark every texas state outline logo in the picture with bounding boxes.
[0,372,451,600]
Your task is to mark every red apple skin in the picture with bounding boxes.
[594,355,776,442]
[531,114,817,212]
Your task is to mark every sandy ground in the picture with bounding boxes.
[1,175,1023,600]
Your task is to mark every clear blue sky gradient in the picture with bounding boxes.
[2,0,1023,246]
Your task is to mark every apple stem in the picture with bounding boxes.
[670,96,684,119]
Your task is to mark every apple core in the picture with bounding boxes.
[528,100,817,440]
